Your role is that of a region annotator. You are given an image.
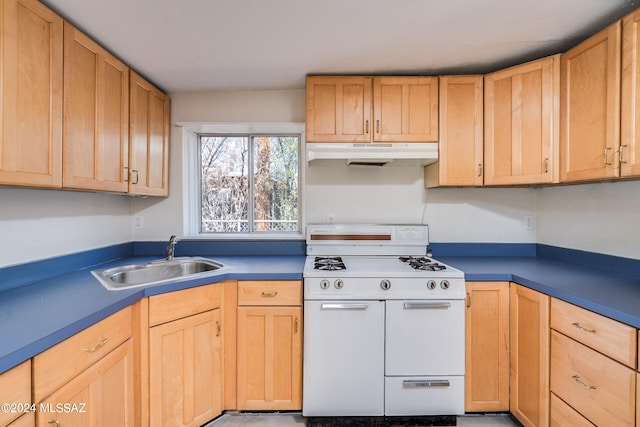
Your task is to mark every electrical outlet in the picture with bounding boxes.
[133,215,144,230]
[524,215,534,230]
[327,213,336,223]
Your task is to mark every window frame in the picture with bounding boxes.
[180,122,305,240]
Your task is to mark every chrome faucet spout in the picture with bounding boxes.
[166,235,178,260]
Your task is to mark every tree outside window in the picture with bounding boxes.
[199,134,300,234]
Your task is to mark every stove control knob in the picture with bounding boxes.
[427,280,437,290]
[380,279,391,290]
[440,280,450,290]
[334,279,344,289]
[320,279,330,290]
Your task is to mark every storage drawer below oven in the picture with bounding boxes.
[384,376,464,416]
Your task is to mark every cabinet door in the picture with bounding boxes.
[485,55,560,185]
[305,76,372,143]
[510,283,550,427]
[426,75,483,187]
[62,23,129,192]
[129,71,170,196]
[560,21,621,182]
[149,309,222,427]
[0,0,63,188]
[0,360,30,426]
[464,282,509,412]
[621,9,640,177]
[8,412,34,427]
[237,306,302,410]
[36,339,135,427]
[373,76,438,142]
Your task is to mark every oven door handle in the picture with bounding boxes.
[321,303,369,310]
[403,379,451,388]
[403,301,451,309]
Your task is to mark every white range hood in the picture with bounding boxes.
[306,142,438,167]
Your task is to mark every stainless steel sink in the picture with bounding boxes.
[92,257,229,290]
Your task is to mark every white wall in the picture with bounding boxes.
[0,187,131,267]
[537,180,640,259]
[305,166,537,243]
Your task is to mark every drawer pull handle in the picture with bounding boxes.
[571,322,596,333]
[48,420,60,427]
[403,379,450,388]
[572,374,596,390]
[261,291,278,297]
[404,301,451,309]
[83,337,109,353]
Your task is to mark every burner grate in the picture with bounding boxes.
[314,256,346,271]
[399,256,447,271]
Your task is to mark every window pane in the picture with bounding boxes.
[253,136,299,232]
[200,136,249,232]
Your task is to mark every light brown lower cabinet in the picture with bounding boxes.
[147,283,224,427]
[236,281,302,410]
[464,281,509,412]
[0,360,31,427]
[149,308,222,427]
[550,330,635,426]
[549,393,594,427]
[7,412,34,427]
[35,339,135,427]
[509,283,549,427]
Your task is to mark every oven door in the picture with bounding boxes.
[303,300,385,416]
[385,299,464,376]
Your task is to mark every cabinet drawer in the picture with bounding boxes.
[238,281,302,306]
[0,360,31,426]
[550,330,635,426]
[149,283,222,326]
[550,392,594,427]
[33,306,133,402]
[551,298,636,368]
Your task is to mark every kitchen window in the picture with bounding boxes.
[199,133,301,234]
[181,122,304,239]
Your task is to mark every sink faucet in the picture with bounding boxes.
[166,235,179,260]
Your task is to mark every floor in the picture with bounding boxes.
[206,412,520,426]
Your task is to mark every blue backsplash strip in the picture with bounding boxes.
[428,243,538,257]
[4,241,639,293]
[0,242,133,292]
[133,239,307,257]
[536,244,640,279]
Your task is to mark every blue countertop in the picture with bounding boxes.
[440,256,640,329]
[2,246,640,375]
[0,255,305,374]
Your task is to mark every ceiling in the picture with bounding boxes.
[42,0,640,94]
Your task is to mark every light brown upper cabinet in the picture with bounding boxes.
[0,0,63,188]
[306,76,373,143]
[129,71,170,196]
[560,21,621,182]
[373,76,438,142]
[621,9,640,178]
[485,55,560,185]
[306,75,438,143]
[63,23,130,192]
[425,75,483,187]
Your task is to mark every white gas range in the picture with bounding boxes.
[302,224,466,418]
